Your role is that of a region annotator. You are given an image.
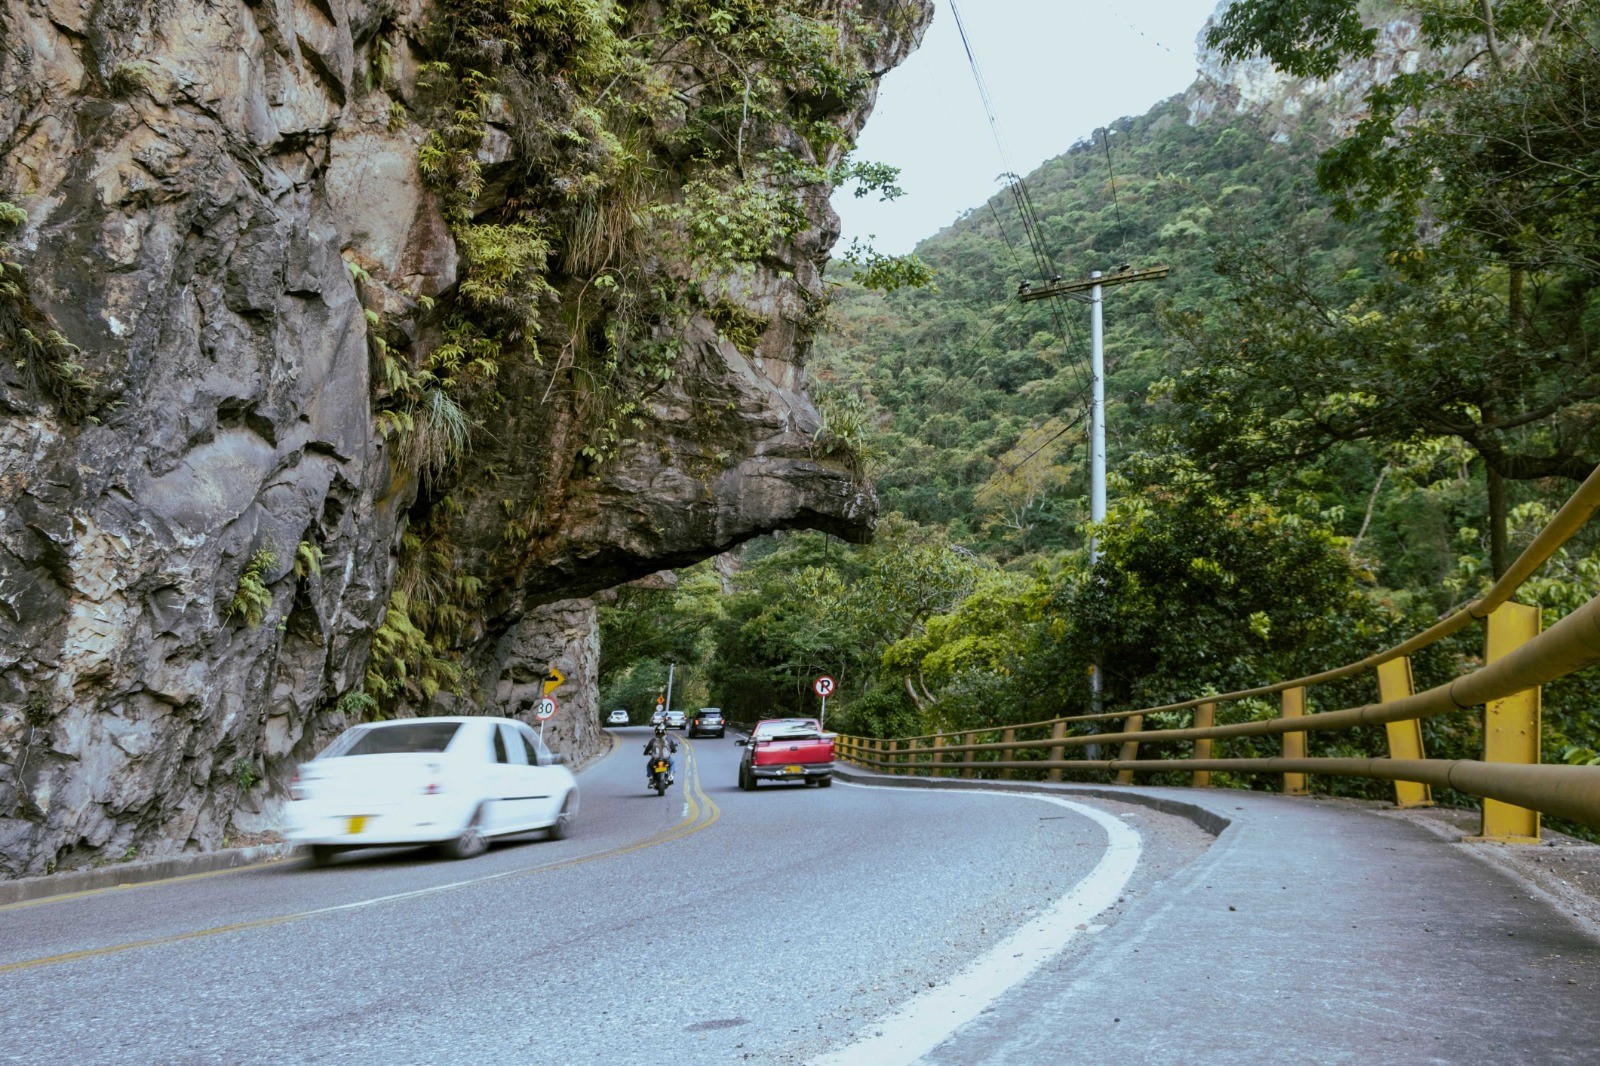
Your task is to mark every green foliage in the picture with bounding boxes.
[701,517,983,723]
[231,758,260,792]
[839,238,935,293]
[293,540,323,580]
[226,549,277,628]
[1,203,99,420]
[334,687,380,721]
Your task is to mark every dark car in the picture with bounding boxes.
[687,707,726,738]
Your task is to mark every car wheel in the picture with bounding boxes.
[739,766,753,791]
[308,845,339,867]
[817,776,833,788]
[548,792,574,840]
[441,809,488,860]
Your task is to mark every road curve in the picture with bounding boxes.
[0,728,1142,1065]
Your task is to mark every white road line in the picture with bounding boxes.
[810,785,1142,1066]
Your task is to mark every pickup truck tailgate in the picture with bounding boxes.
[750,735,835,766]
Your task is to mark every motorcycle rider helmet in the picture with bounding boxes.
[654,722,666,736]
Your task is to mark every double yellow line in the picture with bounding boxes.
[0,741,720,975]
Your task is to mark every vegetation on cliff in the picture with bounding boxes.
[354,0,925,715]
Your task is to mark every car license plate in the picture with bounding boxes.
[347,816,368,834]
[783,764,804,775]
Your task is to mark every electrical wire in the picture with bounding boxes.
[1101,127,1128,257]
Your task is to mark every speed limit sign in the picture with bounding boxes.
[532,696,558,721]
[813,675,836,698]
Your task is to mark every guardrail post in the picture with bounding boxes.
[1115,714,1143,785]
[1047,720,1067,782]
[999,727,1017,780]
[1473,601,1542,843]
[961,733,976,779]
[1281,687,1309,795]
[933,734,946,777]
[1192,701,1215,787]
[869,737,880,771]
[1375,657,1432,808]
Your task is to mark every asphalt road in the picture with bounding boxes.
[0,728,1142,1065]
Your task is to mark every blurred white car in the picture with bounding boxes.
[606,709,629,726]
[286,716,578,865]
[665,709,687,729]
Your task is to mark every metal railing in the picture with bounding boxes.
[836,465,1600,839]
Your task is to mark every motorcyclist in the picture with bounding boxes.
[644,723,678,786]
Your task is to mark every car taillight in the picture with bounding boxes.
[422,782,441,795]
[289,772,304,801]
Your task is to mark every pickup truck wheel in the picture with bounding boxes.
[307,845,339,867]
[738,766,753,791]
[817,775,833,788]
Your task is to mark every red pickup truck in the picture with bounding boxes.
[737,718,835,790]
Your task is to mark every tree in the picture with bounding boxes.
[1198,0,1600,575]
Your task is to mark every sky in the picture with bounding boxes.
[834,0,1225,255]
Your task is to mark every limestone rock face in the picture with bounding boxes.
[1186,2,1429,139]
[0,0,932,877]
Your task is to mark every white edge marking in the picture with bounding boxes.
[809,785,1142,1066]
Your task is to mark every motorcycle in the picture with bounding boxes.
[649,758,671,796]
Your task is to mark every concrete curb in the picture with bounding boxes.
[831,765,1233,837]
[0,842,298,907]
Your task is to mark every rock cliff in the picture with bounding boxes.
[0,0,930,877]
[1185,1,1429,139]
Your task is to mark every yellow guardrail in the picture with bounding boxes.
[836,464,1600,839]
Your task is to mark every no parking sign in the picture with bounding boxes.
[813,676,835,698]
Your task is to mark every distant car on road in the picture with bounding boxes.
[650,708,666,726]
[606,708,630,726]
[737,718,835,790]
[665,708,687,729]
[687,707,726,738]
[285,716,578,866]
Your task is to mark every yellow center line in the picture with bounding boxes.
[1,743,721,976]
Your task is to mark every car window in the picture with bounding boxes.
[754,720,816,740]
[492,725,510,764]
[518,726,549,766]
[500,723,527,766]
[338,722,462,756]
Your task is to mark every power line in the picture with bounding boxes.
[1101,128,1128,256]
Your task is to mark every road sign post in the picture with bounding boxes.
[814,675,836,728]
[533,696,558,740]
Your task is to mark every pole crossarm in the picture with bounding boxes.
[1018,264,1171,302]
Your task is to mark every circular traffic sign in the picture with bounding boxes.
[533,696,558,721]
[813,675,836,698]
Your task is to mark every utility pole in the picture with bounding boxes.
[1019,263,1170,716]
[664,662,675,718]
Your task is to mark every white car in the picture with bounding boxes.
[286,716,578,865]
[665,709,687,729]
[606,709,629,726]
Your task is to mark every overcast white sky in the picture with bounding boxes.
[835,0,1225,254]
